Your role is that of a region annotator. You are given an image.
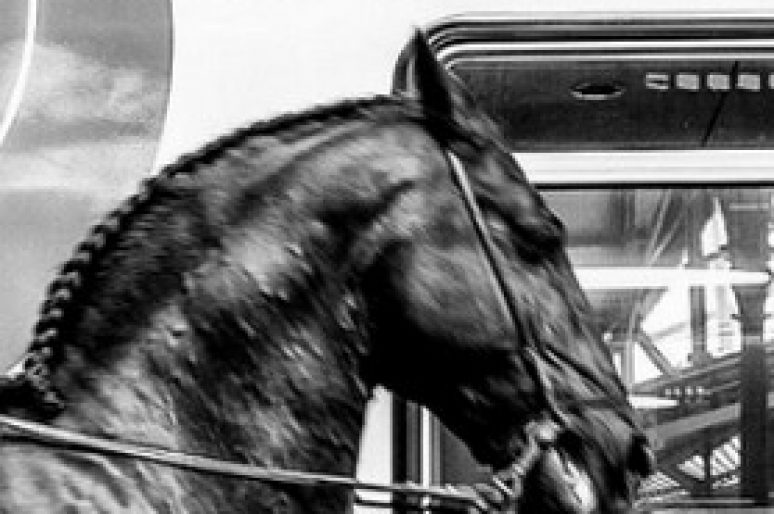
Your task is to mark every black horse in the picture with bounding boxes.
[0,33,652,512]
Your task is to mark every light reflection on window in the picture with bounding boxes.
[544,187,774,502]
[0,0,172,369]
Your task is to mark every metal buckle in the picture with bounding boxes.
[488,419,562,510]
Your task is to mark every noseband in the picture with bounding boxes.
[0,146,623,512]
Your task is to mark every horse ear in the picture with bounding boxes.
[393,30,490,139]
[392,30,455,119]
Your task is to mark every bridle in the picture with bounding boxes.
[446,151,570,427]
[444,150,573,508]
[0,146,606,512]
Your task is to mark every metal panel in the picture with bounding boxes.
[427,14,774,151]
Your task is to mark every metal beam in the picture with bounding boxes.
[637,333,679,377]
[661,462,704,493]
[648,392,774,444]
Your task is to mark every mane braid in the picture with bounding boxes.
[1,94,465,417]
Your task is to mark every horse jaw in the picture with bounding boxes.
[541,447,598,514]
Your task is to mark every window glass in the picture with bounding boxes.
[0,0,172,368]
[432,186,774,506]
[452,60,774,151]
[543,186,774,504]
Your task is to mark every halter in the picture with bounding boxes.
[0,148,581,512]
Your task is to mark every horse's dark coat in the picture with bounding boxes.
[0,33,650,512]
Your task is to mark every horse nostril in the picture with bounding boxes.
[629,435,656,477]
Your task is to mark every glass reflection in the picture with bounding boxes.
[544,187,774,502]
[0,0,172,369]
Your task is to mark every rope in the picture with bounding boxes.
[0,415,485,511]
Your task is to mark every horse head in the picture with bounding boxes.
[364,31,655,512]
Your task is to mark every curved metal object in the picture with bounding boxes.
[0,0,38,146]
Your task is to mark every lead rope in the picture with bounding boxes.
[0,414,487,511]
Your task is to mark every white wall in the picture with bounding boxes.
[157,0,774,165]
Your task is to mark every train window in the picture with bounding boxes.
[0,0,172,368]
[392,14,774,511]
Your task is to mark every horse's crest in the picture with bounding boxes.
[0,31,652,513]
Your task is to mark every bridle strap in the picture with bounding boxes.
[444,150,587,511]
[444,151,570,430]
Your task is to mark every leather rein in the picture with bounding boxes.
[0,149,572,512]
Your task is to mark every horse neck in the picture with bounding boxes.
[54,294,369,465]
[44,112,435,474]
[23,232,374,512]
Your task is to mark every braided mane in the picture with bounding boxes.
[2,94,444,417]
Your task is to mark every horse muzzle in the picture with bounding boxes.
[492,421,655,513]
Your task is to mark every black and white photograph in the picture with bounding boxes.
[1,1,773,512]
